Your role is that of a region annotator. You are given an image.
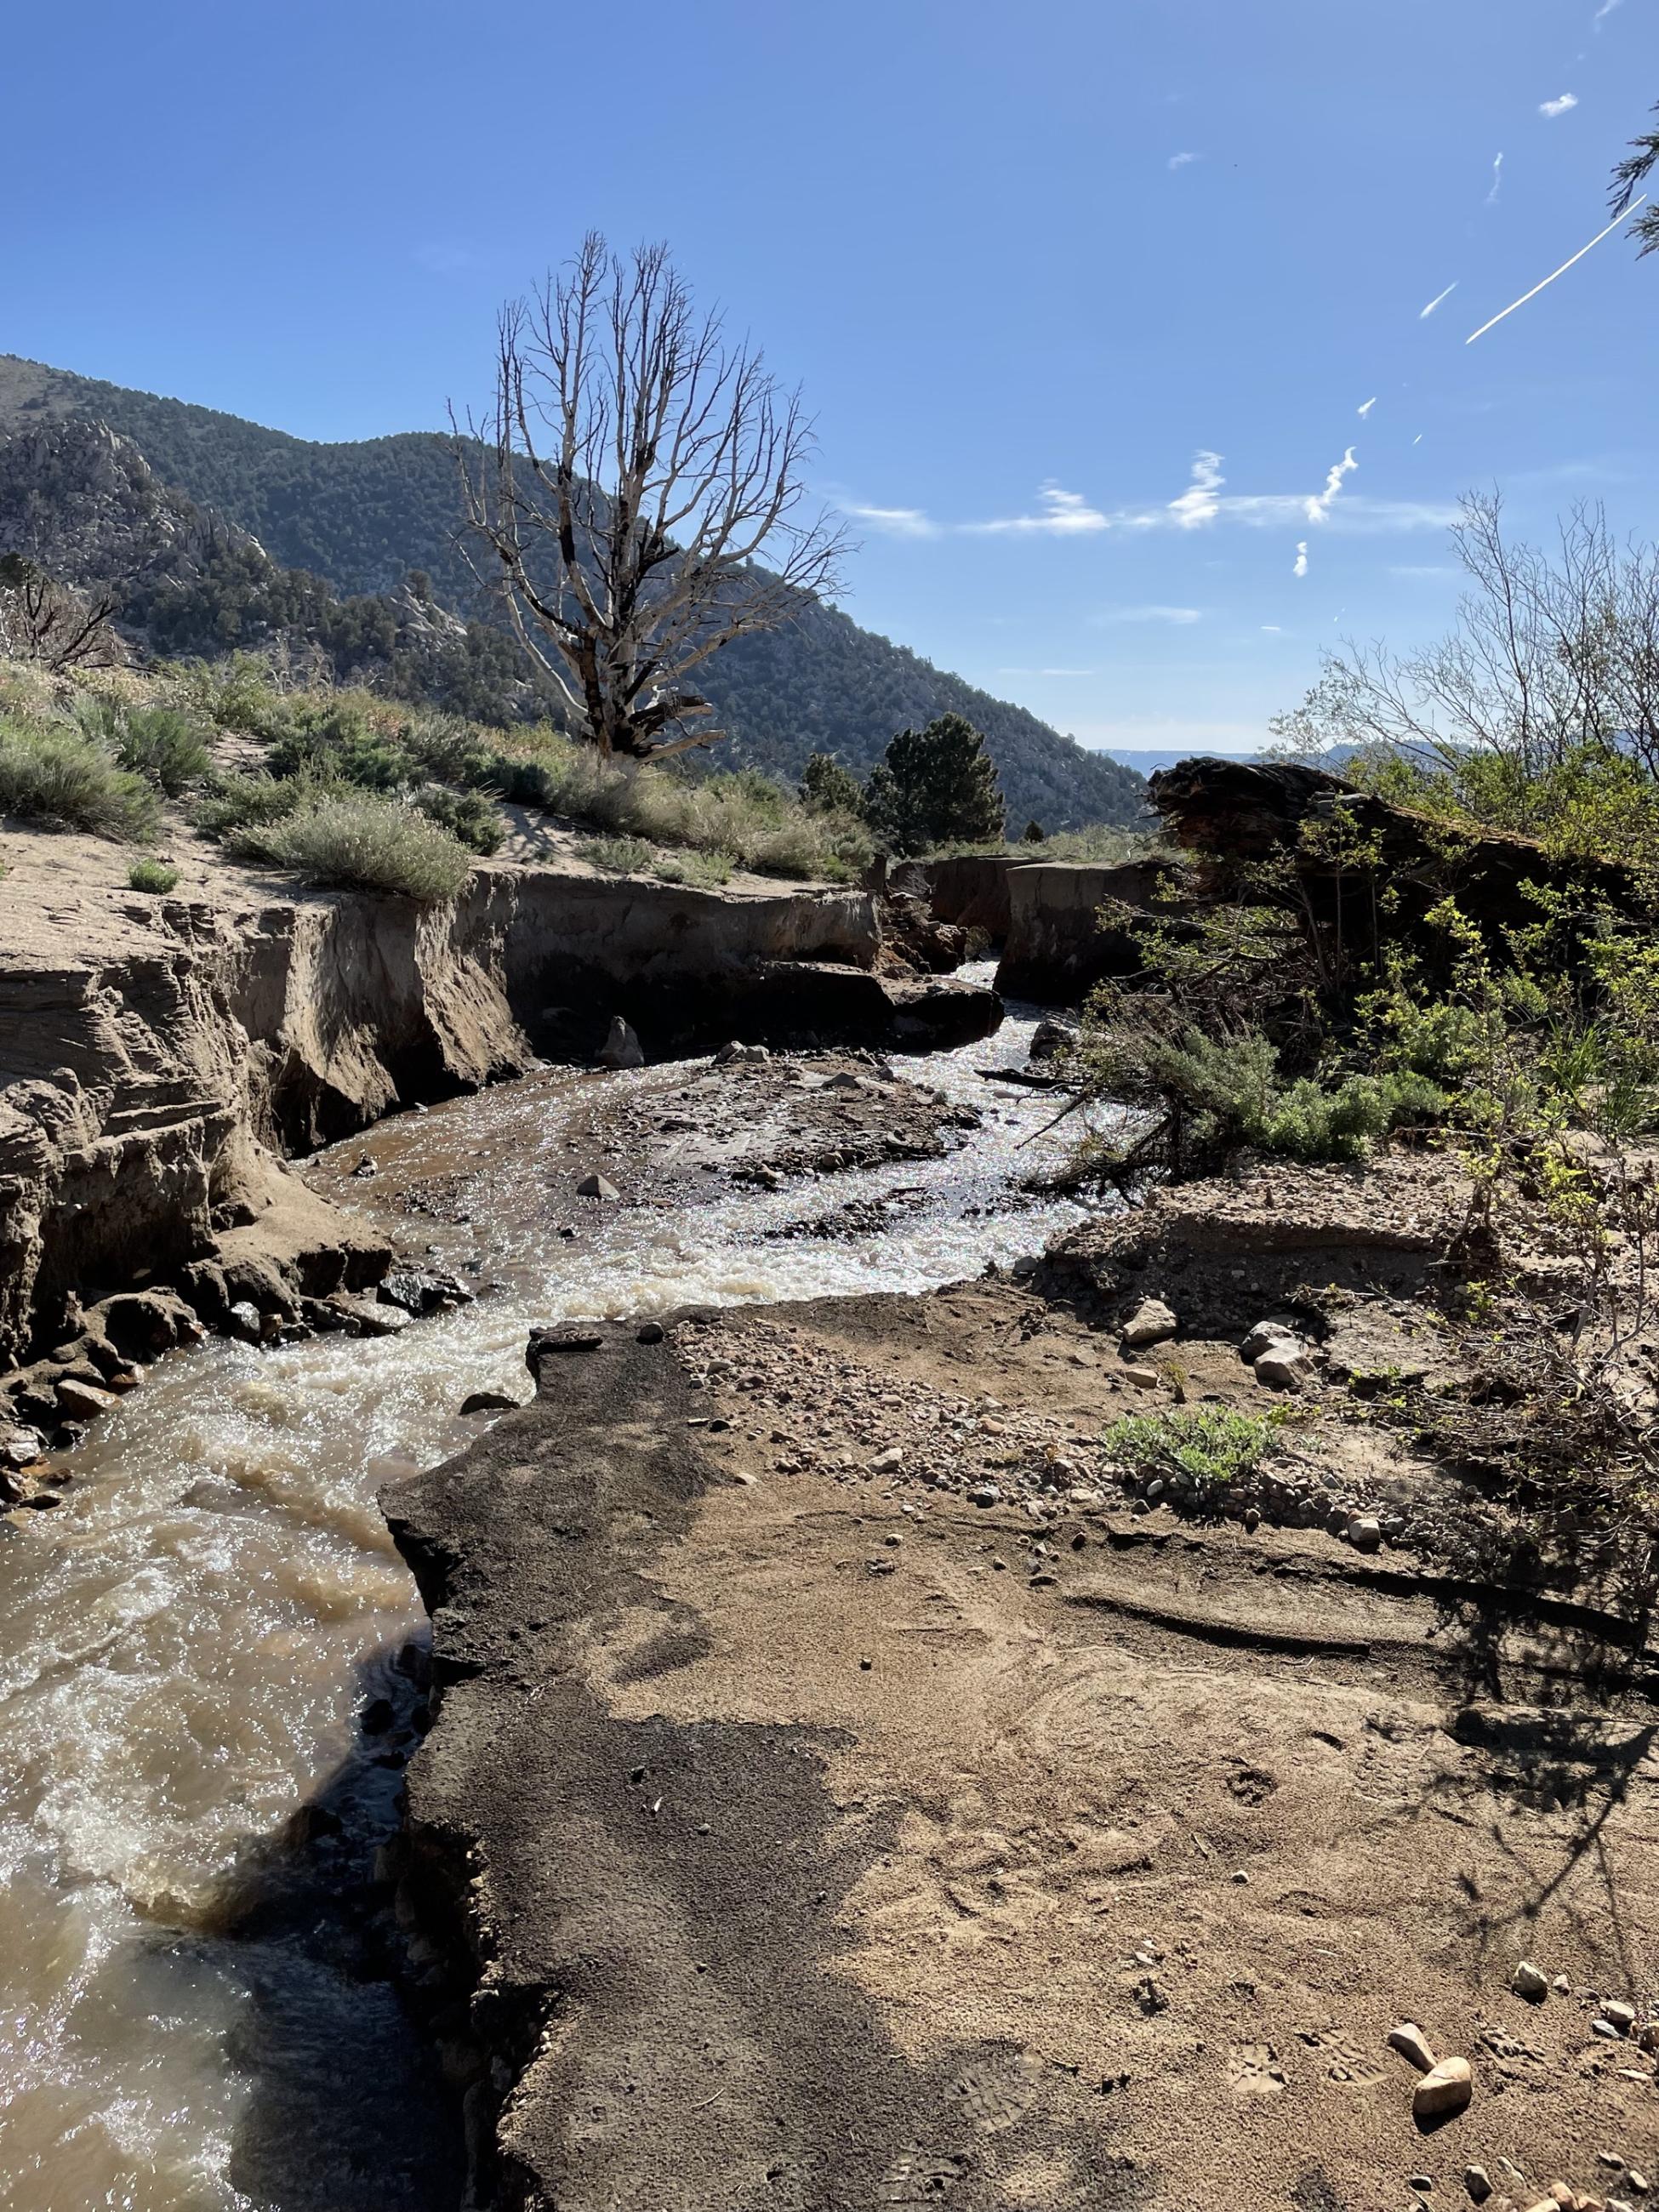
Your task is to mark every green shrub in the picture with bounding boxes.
[267,704,412,790]
[414,784,505,855]
[1101,1407,1287,1497]
[128,858,180,893]
[0,719,161,841]
[113,706,212,795]
[227,791,472,902]
[194,771,308,838]
[577,834,656,875]
[652,847,733,887]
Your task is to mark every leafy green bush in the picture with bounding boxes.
[652,847,733,887]
[413,784,505,855]
[1101,1407,1287,1497]
[226,791,472,901]
[194,771,308,838]
[114,707,212,795]
[128,858,180,893]
[577,835,656,875]
[72,693,212,794]
[0,719,161,841]
[266,703,412,790]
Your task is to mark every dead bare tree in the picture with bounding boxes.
[1270,492,1659,806]
[457,234,849,764]
[0,555,118,672]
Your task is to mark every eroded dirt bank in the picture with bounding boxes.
[0,846,998,1428]
[385,1159,1659,2212]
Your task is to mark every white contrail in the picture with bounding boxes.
[1419,282,1458,319]
[1486,153,1504,206]
[1357,396,1377,418]
[1466,195,1647,343]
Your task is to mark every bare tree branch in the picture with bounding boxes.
[454,234,851,763]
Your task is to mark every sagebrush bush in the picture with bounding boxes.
[128,858,180,893]
[0,718,161,841]
[194,772,308,838]
[577,834,656,875]
[226,791,472,902]
[114,707,212,795]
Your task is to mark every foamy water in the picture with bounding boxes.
[0,975,1102,2209]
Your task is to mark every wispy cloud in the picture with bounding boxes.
[1099,605,1202,625]
[1293,542,1309,579]
[1261,624,1283,633]
[1357,396,1377,419]
[843,504,940,539]
[1539,92,1579,117]
[1486,151,1504,205]
[841,458,1452,547]
[1305,447,1358,524]
[965,484,1109,536]
[413,241,487,276]
[1167,150,1200,171]
[995,665,1097,676]
[1168,450,1225,529]
[1595,0,1623,22]
[1419,281,1458,318]
[1389,563,1458,579]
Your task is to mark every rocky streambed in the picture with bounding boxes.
[0,980,1092,2211]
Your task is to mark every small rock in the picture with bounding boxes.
[1123,1365,1161,1391]
[1029,1018,1077,1062]
[1600,2001,1638,2035]
[1409,2180,1434,2195]
[1512,1960,1549,2002]
[1254,1347,1310,1392]
[1412,2055,1472,2122]
[1628,2173,1650,2195]
[1389,2023,1438,2072]
[459,1390,519,1416]
[1,1426,44,1468]
[1240,1317,1301,1362]
[1599,2155,1628,2173]
[226,1300,264,1343]
[870,1446,904,1471]
[1243,1505,1262,1533]
[1466,2167,1493,2204]
[1121,1298,1177,1349]
[1348,1514,1382,1552]
[576,1173,621,1200]
[596,1015,645,1070]
[1554,1974,1572,1994]
[636,1320,665,1345]
[969,1482,1001,1508]
[55,1377,117,1420]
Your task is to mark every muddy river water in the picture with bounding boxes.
[0,978,1095,2210]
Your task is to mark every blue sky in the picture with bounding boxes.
[8,0,1656,758]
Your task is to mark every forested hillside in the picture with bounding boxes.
[0,355,1144,827]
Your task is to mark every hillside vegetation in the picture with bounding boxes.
[0,354,1145,831]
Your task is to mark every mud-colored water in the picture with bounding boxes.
[0,978,1099,2210]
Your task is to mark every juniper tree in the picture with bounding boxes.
[864,714,1005,856]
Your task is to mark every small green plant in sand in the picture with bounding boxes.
[225,790,472,902]
[128,858,180,893]
[1100,1407,1289,1499]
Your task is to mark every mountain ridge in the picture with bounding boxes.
[0,354,1144,830]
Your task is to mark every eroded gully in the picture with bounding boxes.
[0,973,1100,2211]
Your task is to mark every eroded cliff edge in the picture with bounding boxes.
[0,852,996,1400]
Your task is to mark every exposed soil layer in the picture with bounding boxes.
[385,1221,1659,2211]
